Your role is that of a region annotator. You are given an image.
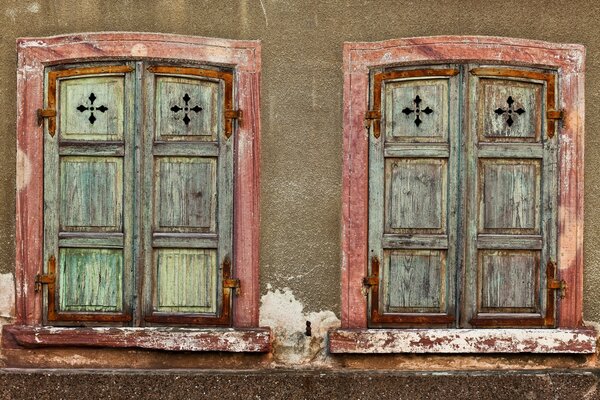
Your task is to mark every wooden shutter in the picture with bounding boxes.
[142,66,235,326]
[367,66,460,327]
[464,67,559,327]
[42,64,135,323]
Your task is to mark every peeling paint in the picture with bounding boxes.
[259,285,340,366]
[16,148,31,192]
[131,43,148,57]
[5,2,40,22]
[0,273,15,320]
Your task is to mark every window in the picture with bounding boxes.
[331,36,595,353]
[5,33,268,352]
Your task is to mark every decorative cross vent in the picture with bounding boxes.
[171,93,203,125]
[76,93,108,125]
[402,95,434,127]
[494,96,525,127]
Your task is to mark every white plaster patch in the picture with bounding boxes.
[259,285,340,366]
[4,2,40,22]
[16,147,32,192]
[131,43,148,57]
[0,273,15,319]
[26,2,40,13]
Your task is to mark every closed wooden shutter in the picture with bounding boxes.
[142,66,235,326]
[43,64,135,323]
[464,67,559,327]
[366,65,560,328]
[367,66,460,327]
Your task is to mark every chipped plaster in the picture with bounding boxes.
[259,285,340,366]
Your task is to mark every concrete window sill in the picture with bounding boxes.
[2,325,271,353]
[328,328,597,354]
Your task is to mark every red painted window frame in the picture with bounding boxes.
[6,33,267,352]
[333,36,593,353]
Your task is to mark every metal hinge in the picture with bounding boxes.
[549,278,567,299]
[37,108,57,136]
[547,109,564,120]
[224,278,241,296]
[362,275,378,296]
[35,255,56,292]
[364,110,381,137]
[362,256,380,296]
[546,109,564,139]
[547,260,567,299]
[222,255,240,295]
[224,109,242,139]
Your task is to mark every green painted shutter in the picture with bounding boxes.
[43,65,135,323]
[464,67,558,327]
[367,67,460,327]
[142,66,234,325]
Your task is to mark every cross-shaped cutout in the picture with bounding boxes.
[402,95,434,127]
[171,93,203,125]
[494,96,525,127]
[76,93,108,125]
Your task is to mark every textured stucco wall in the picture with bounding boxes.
[1,0,600,367]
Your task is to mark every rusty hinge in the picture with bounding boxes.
[362,256,380,295]
[224,278,241,296]
[547,260,567,299]
[35,255,56,292]
[222,256,240,295]
[547,109,564,120]
[364,110,381,137]
[546,109,564,139]
[37,108,57,136]
[224,109,242,139]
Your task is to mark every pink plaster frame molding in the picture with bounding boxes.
[7,32,265,352]
[336,36,592,353]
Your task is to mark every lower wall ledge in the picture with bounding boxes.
[2,325,272,353]
[328,328,597,354]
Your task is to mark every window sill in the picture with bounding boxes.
[2,325,271,353]
[328,328,597,354]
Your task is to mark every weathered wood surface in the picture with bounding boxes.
[16,33,261,328]
[384,250,446,313]
[342,37,584,330]
[367,67,459,326]
[58,248,123,312]
[2,325,272,352]
[329,328,596,353]
[155,249,217,313]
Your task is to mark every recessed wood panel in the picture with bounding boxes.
[479,159,540,233]
[59,76,125,141]
[383,250,447,313]
[154,157,217,232]
[385,158,447,233]
[155,249,217,313]
[385,78,448,142]
[58,248,123,312]
[155,76,220,141]
[59,156,123,232]
[479,78,542,141]
[478,250,540,313]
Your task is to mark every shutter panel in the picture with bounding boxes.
[143,66,234,325]
[43,65,134,323]
[367,67,460,327]
[464,67,559,327]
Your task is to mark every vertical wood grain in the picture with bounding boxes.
[58,248,123,312]
[156,249,217,313]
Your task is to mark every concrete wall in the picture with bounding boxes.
[1,0,600,368]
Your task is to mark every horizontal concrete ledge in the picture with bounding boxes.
[2,325,271,352]
[1,369,599,400]
[329,328,597,354]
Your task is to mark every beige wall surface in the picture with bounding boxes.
[1,0,600,367]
